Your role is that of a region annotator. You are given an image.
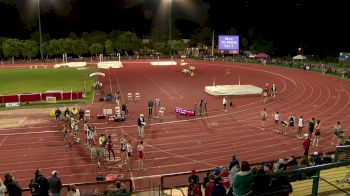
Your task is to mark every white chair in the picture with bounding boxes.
[106,109,113,116]
[127,93,133,101]
[134,92,140,101]
[85,110,91,120]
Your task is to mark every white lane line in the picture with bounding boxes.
[0,130,60,136]
[0,136,7,146]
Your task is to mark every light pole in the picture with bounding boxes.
[38,0,43,60]
[169,0,172,58]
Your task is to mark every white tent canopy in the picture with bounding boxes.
[89,72,106,77]
[293,54,307,60]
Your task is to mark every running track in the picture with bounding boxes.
[0,59,349,191]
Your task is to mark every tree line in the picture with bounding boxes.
[0,28,275,61]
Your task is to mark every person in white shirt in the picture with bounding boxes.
[0,177,7,196]
[273,111,280,132]
[223,96,228,112]
[137,114,146,139]
[297,116,304,139]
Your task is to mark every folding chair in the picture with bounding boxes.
[127,93,133,101]
[134,92,141,101]
[85,110,91,120]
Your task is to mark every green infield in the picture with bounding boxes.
[0,67,98,96]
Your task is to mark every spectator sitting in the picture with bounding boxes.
[231,161,253,196]
[314,152,322,165]
[322,153,333,164]
[211,177,226,196]
[252,164,271,196]
[286,156,298,170]
[67,184,80,196]
[111,181,130,195]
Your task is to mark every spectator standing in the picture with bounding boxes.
[188,170,202,196]
[261,108,267,130]
[148,99,153,116]
[29,168,50,196]
[303,134,311,156]
[48,171,62,196]
[3,173,22,196]
[202,172,210,189]
[55,108,61,121]
[67,184,80,196]
[223,96,228,112]
[204,174,215,196]
[297,116,304,139]
[228,154,239,171]
[0,177,7,196]
[137,114,146,139]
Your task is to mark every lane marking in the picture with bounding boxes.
[0,136,7,146]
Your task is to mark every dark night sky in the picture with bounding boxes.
[0,0,349,55]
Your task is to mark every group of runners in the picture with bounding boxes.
[260,109,346,146]
[55,106,146,174]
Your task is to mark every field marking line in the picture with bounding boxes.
[0,136,7,146]
[0,130,60,136]
[107,68,113,93]
[146,76,175,99]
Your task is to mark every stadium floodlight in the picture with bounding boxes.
[38,0,43,60]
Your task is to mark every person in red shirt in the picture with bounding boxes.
[220,167,230,189]
[106,135,115,161]
[303,134,311,156]
[205,174,215,196]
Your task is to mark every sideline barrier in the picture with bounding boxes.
[21,178,132,195]
[0,92,84,104]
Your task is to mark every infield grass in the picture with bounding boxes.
[0,67,98,97]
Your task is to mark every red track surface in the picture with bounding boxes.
[1,59,349,191]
